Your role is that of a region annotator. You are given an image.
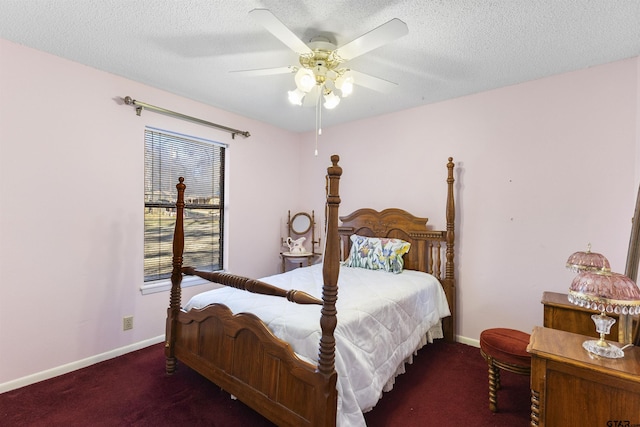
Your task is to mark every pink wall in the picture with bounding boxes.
[1,37,639,388]
[301,57,639,342]
[0,39,301,386]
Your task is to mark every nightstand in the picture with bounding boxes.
[528,326,640,426]
[280,252,317,272]
[281,210,320,272]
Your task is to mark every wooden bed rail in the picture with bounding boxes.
[181,267,322,305]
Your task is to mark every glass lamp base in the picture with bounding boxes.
[582,340,625,358]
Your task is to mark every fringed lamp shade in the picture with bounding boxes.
[568,269,640,315]
[567,269,640,358]
[566,244,611,272]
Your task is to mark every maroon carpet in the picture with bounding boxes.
[0,341,530,426]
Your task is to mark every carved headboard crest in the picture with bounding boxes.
[339,208,429,234]
[363,220,394,235]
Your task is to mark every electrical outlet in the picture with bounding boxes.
[123,316,133,331]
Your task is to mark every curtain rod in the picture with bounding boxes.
[123,96,250,139]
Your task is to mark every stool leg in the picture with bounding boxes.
[487,357,498,412]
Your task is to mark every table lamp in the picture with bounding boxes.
[567,267,640,358]
[565,244,610,272]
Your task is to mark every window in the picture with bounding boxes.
[144,127,225,283]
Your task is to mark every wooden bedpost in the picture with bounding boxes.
[443,157,456,341]
[165,177,186,374]
[318,155,341,424]
[320,155,341,374]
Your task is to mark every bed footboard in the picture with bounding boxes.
[169,305,337,427]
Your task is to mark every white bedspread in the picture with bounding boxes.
[184,264,451,427]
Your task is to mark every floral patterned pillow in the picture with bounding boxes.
[343,234,411,274]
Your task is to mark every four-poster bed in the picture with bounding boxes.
[165,155,456,426]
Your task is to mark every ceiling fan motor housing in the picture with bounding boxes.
[299,39,344,86]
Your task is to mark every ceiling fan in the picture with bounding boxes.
[233,9,409,110]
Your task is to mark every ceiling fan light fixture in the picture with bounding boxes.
[335,73,354,97]
[323,90,340,109]
[245,9,408,155]
[287,88,305,105]
[294,68,315,93]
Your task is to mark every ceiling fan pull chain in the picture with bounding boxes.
[314,88,320,156]
[318,90,323,136]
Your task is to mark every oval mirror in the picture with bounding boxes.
[291,212,312,235]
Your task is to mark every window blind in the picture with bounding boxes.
[144,128,225,282]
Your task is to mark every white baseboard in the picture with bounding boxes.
[456,335,480,347]
[0,335,165,394]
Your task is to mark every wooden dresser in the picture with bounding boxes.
[528,326,640,426]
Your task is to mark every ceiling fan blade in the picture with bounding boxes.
[349,69,398,93]
[230,66,296,76]
[335,18,408,61]
[249,9,313,56]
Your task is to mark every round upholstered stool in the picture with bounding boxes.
[479,328,531,412]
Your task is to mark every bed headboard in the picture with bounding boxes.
[337,157,456,340]
[338,209,437,272]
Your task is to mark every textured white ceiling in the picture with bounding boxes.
[1,0,639,133]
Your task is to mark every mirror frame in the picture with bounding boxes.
[626,185,640,345]
[290,212,312,235]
